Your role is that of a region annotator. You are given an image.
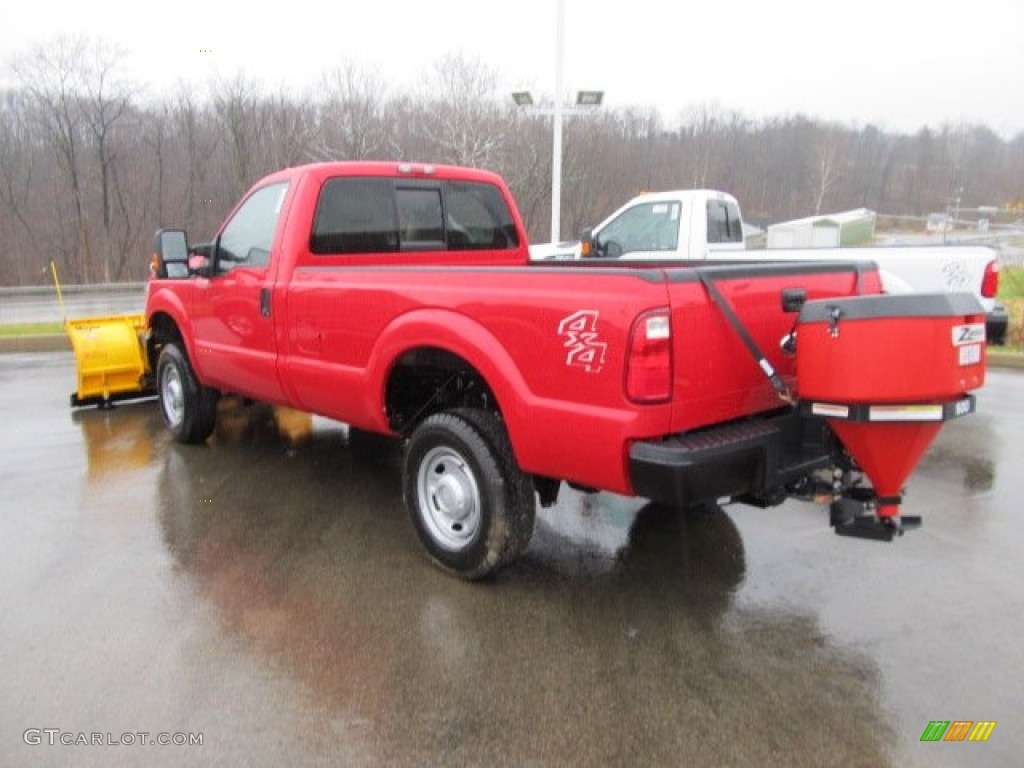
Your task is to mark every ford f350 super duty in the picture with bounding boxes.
[145,162,985,579]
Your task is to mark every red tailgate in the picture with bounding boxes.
[663,263,879,434]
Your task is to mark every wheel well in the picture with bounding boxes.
[146,312,183,371]
[386,347,499,434]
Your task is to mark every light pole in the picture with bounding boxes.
[944,186,964,244]
[512,0,602,243]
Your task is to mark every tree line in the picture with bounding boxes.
[2,37,1023,285]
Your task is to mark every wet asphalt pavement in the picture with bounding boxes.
[1,352,1021,767]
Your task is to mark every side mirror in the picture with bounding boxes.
[579,227,595,257]
[152,229,190,278]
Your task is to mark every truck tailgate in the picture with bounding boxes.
[663,262,877,434]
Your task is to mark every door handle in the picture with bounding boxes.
[260,288,271,317]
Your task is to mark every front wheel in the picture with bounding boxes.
[403,409,535,579]
[156,343,218,444]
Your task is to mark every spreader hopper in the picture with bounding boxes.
[796,293,986,539]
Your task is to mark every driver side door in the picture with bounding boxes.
[192,181,289,403]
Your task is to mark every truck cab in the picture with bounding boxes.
[584,190,746,260]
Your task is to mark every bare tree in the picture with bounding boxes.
[680,102,726,189]
[80,40,133,281]
[417,53,505,167]
[13,36,93,281]
[212,74,268,197]
[0,91,37,238]
[0,90,39,283]
[171,87,219,230]
[3,33,1024,285]
[499,109,551,241]
[265,89,315,169]
[812,124,843,215]
[316,64,390,160]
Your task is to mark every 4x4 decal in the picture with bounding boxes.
[558,310,607,373]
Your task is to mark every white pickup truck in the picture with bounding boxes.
[530,190,1006,343]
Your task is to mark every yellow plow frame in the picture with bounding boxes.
[52,262,155,409]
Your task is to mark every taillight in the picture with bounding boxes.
[981,260,999,298]
[626,308,672,403]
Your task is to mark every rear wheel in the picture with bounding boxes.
[156,343,218,444]
[403,409,535,579]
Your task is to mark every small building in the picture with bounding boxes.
[766,208,876,249]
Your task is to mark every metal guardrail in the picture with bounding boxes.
[0,283,147,325]
[0,282,147,297]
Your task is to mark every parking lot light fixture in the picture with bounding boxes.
[510,85,605,243]
[576,90,604,107]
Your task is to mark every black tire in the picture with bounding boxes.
[403,409,535,579]
[156,343,218,444]
[682,500,724,518]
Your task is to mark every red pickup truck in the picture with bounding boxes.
[146,161,985,578]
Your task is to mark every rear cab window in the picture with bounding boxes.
[706,199,743,244]
[310,177,519,255]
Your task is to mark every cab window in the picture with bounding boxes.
[445,181,518,249]
[396,187,445,249]
[216,181,289,272]
[311,177,519,255]
[707,200,743,244]
[311,178,398,254]
[595,202,680,257]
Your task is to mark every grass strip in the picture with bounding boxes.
[0,322,65,337]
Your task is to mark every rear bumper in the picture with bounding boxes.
[628,410,830,508]
[986,304,1008,346]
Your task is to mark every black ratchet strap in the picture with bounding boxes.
[696,269,794,404]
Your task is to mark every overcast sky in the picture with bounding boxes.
[4,0,1023,137]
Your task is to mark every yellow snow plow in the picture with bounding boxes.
[66,313,154,408]
[51,262,154,409]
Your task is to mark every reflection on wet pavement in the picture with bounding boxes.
[3,354,1021,767]
[72,403,158,481]
[151,400,893,766]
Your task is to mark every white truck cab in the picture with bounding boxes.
[529,190,747,261]
[584,190,746,260]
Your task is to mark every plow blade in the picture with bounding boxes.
[66,314,154,408]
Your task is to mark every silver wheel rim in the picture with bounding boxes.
[160,363,185,428]
[417,446,482,551]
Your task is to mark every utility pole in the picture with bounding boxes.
[550,0,565,243]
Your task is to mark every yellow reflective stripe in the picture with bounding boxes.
[968,721,997,742]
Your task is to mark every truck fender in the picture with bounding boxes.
[364,309,535,453]
[145,288,197,369]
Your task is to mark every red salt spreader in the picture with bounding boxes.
[795,292,986,540]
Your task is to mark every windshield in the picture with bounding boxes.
[595,202,680,257]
